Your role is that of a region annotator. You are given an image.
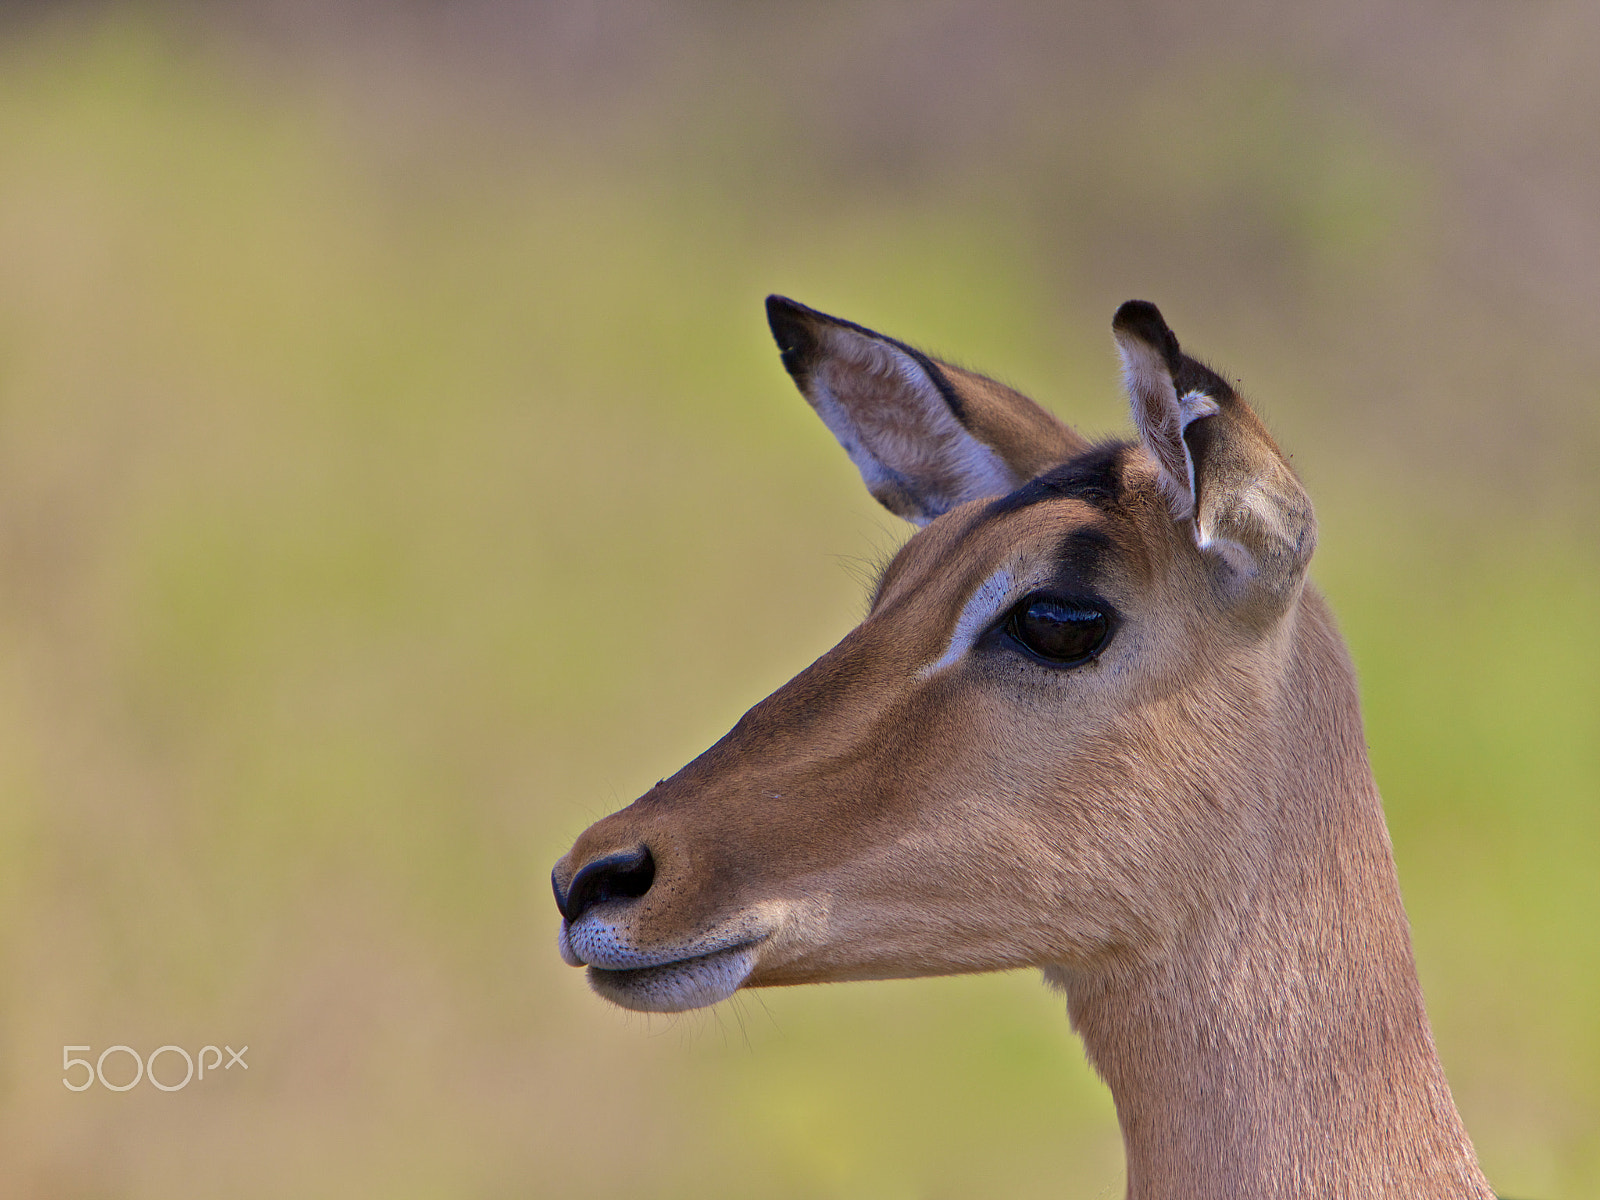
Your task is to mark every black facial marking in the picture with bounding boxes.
[987,442,1128,519]
[1055,527,1114,584]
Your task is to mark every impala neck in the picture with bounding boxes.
[1052,600,1494,1200]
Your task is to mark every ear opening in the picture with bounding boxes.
[767,295,1085,524]
[1112,300,1316,620]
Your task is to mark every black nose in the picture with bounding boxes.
[553,845,656,923]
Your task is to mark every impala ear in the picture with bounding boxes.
[766,295,1086,524]
[1112,300,1316,620]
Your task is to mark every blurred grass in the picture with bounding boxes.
[0,8,1592,1199]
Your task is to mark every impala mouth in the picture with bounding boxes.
[584,940,764,1013]
[557,917,771,1013]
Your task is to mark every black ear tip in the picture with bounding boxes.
[765,294,803,338]
[1112,300,1181,362]
[1112,299,1168,338]
[1112,298,1160,327]
[765,294,818,372]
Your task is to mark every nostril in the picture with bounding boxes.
[555,845,656,923]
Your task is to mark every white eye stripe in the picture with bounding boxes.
[919,565,1020,678]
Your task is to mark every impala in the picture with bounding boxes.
[552,297,1498,1198]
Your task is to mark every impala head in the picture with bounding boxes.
[553,297,1317,1013]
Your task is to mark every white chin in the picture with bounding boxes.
[586,942,760,1013]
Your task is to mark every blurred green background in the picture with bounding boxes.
[0,3,1594,1197]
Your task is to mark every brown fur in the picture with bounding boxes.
[553,300,1495,1199]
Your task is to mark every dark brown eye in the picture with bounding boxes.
[1006,596,1111,666]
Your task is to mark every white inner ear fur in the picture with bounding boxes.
[1118,339,1193,521]
[1117,329,1221,524]
[810,329,1017,526]
[920,563,1025,677]
[1174,388,1221,514]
